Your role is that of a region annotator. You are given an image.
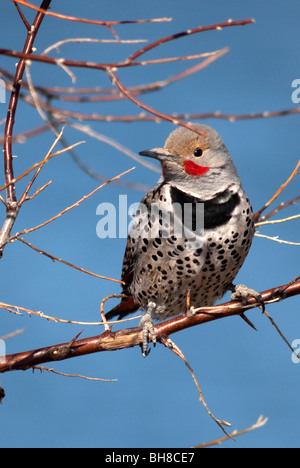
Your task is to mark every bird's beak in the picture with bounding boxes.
[139,148,180,161]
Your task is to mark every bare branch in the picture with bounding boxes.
[195,415,268,448]
[9,167,135,241]
[1,279,299,373]
[11,1,172,29]
[13,1,31,31]
[127,19,254,62]
[0,19,253,72]
[254,233,300,246]
[3,0,52,203]
[161,335,232,437]
[0,329,25,341]
[0,0,52,259]
[17,237,124,284]
[31,106,300,124]
[254,160,300,222]
[0,137,83,194]
[33,366,117,382]
[259,195,300,222]
[71,123,160,173]
[255,214,300,227]
[42,38,148,56]
[263,308,300,363]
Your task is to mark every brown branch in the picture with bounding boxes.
[11,1,172,28]
[107,68,207,136]
[0,46,224,72]
[17,237,124,285]
[2,60,298,121]
[128,19,254,62]
[13,1,31,31]
[20,52,225,104]
[3,0,52,203]
[0,57,237,104]
[2,57,228,117]
[0,121,64,145]
[104,48,228,134]
[0,136,82,193]
[0,0,52,258]
[2,56,295,122]
[7,167,135,242]
[0,18,253,72]
[1,279,299,374]
[254,160,300,222]
[259,195,300,222]
[31,104,300,124]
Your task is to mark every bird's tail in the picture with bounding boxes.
[105,296,139,321]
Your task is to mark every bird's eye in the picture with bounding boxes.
[193,148,203,157]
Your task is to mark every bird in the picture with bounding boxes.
[106,123,261,356]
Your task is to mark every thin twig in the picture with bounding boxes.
[42,38,148,56]
[0,298,141,326]
[10,1,172,28]
[100,295,128,331]
[128,19,254,62]
[25,62,61,137]
[17,237,124,284]
[18,127,66,206]
[263,310,300,362]
[107,68,205,135]
[254,160,300,222]
[194,415,268,448]
[31,105,300,124]
[24,181,52,201]
[71,123,160,173]
[260,195,300,222]
[255,214,300,227]
[9,167,135,241]
[0,329,25,341]
[0,139,83,193]
[33,365,118,382]
[255,233,300,246]
[160,335,232,438]
[13,1,31,30]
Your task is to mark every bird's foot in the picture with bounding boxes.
[139,302,157,357]
[185,306,196,318]
[229,283,265,313]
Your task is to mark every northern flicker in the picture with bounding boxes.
[106,124,261,355]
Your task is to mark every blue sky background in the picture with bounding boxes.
[0,0,299,448]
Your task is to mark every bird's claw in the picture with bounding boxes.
[140,302,157,357]
[230,283,265,313]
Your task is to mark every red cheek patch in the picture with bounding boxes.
[184,160,209,176]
